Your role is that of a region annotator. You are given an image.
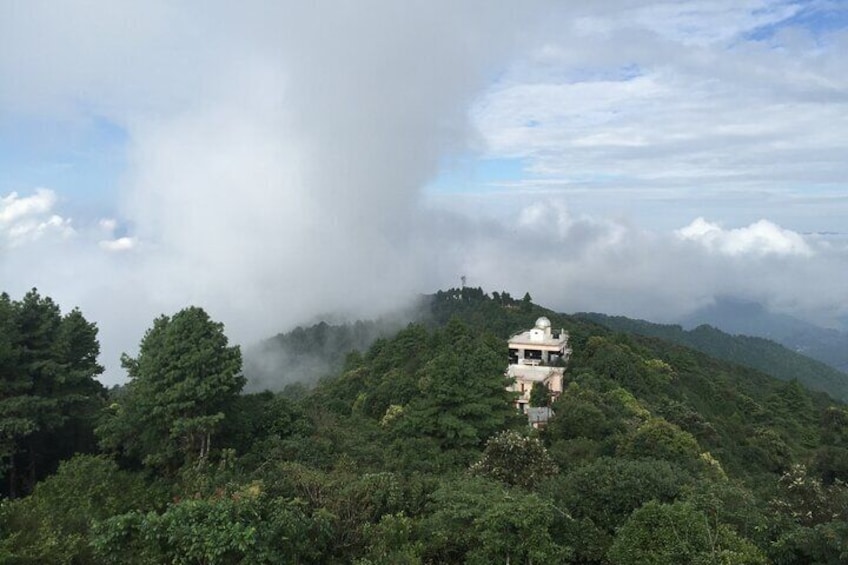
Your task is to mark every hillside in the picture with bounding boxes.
[243,317,407,391]
[679,297,848,373]
[577,312,848,402]
[6,288,846,564]
[246,288,848,403]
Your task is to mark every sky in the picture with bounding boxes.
[1,1,847,384]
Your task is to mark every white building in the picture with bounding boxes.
[506,317,570,414]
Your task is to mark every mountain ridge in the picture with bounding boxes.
[678,297,848,373]
[578,311,848,402]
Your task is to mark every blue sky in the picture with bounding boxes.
[0,115,127,220]
[1,1,847,383]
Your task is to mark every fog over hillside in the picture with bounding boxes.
[2,2,847,383]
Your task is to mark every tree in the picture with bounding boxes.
[618,417,701,468]
[469,430,558,489]
[520,292,533,312]
[555,457,690,535]
[0,292,24,485]
[0,289,104,498]
[0,454,164,563]
[394,319,516,452]
[423,477,569,564]
[608,500,766,565]
[529,381,550,408]
[98,307,244,474]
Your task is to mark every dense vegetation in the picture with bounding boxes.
[0,290,105,499]
[577,312,848,401]
[1,287,847,563]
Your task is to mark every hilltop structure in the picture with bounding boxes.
[506,317,570,420]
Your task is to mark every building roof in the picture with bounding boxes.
[508,328,568,350]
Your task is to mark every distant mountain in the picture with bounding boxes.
[579,312,848,402]
[678,297,848,373]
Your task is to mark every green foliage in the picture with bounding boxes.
[251,460,431,561]
[820,406,848,445]
[547,379,643,446]
[93,496,261,564]
[770,521,848,565]
[394,320,516,452]
[529,379,550,407]
[813,445,848,485]
[307,317,519,461]
[679,476,765,534]
[3,287,848,563]
[0,454,163,563]
[765,464,848,564]
[97,307,244,474]
[308,324,432,419]
[92,479,336,564]
[580,312,848,401]
[608,500,767,565]
[0,289,105,497]
[553,456,691,534]
[747,427,793,473]
[217,391,311,458]
[770,464,848,528]
[469,430,559,489]
[422,477,570,564]
[357,512,422,564]
[619,417,702,468]
[426,287,574,340]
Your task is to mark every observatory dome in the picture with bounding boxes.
[535,317,551,330]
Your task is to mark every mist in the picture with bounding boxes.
[2,2,847,384]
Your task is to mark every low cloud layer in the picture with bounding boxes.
[1,2,847,384]
[453,202,848,328]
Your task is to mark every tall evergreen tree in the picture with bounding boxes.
[0,290,104,497]
[98,306,244,474]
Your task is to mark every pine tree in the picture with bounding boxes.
[1,290,104,497]
[98,307,244,474]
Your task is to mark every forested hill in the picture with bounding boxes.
[242,287,609,391]
[247,287,848,403]
[577,312,848,402]
[6,287,847,563]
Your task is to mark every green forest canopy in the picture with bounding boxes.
[1,287,847,564]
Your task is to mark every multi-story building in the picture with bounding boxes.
[506,316,570,415]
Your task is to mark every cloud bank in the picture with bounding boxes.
[1,1,847,383]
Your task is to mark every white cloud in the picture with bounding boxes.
[626,0,803,45]
[0,188,55,224]
[452,201,848,328]
[470,1,848,233]
[0,189,74,246]
[0,2,542,383]
[676,217,813,256]
[2,1,848,385]
[99,237,135,252]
